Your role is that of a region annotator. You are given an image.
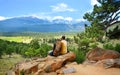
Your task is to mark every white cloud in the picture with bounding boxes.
[52,16,73,21]
[25,14,52,21]
[65,17,73,22]
[76,18,86,22]
[30,15,87,23]
[0,16,6,20]
[51,3,76,12]
[53,16,64,20]
[91,0,99,6]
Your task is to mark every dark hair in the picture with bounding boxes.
[62,35,65,40]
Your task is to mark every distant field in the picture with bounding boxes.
[0,36,32,43]
[0,32,78,37]
[0,32,78,42]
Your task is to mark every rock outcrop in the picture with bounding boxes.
[9,52,75,75]
[7,47,120,75]
[84,47,120,68]
[86,47,120,61]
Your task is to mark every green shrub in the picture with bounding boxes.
[24,43,52,58]
[103,43,114,50]
[38,43,52,57]
[69,46,85,64]
[103,43,120,53]
[114,43,120,53]
[25,48,36,57]
[89,42,98,49]
[74,50,85,64]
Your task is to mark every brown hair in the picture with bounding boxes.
[61,35,65,40]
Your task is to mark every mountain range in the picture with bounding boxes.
[0,16,90,32]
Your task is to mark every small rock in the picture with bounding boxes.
[63,67,76,74]
[95,58,120,68]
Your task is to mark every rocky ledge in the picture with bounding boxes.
[7,47,120,75]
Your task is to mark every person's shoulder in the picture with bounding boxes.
[61,40,67,43]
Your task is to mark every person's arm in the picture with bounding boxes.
[53,43,56,51]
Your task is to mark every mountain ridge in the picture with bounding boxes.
[0,16,90,32]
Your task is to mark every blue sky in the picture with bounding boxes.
[0,0,99,21]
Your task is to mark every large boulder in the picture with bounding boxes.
[10,52,76,75]
[44,52,76,72]
[86,47,120,61]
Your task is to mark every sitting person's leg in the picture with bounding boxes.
[48,42,56,56]
[48,50,54,56]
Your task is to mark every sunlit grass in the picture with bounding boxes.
[0,54,25,75]
[0,36,32,43]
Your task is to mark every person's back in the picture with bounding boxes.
[60,36,67,55]
[48,36,68,56]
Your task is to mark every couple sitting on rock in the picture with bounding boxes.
[49,35,69,56]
